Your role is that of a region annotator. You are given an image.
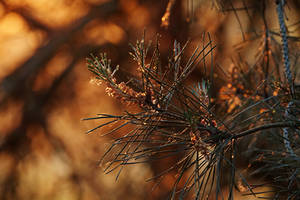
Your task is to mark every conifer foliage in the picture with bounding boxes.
[86,0,300,199]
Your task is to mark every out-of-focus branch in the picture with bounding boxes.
[0,42,110,153]
[0,0,118,107]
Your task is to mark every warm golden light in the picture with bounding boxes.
[0,0,299,199]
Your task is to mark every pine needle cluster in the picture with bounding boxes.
[85,1,300,199]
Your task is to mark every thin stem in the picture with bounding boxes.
[232,121,300,140]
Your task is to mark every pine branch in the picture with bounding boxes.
[275,0,295,97]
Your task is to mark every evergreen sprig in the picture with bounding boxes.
[85,1,300,199]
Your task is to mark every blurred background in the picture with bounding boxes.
[0,0,299,199]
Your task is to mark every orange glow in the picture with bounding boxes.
[0,12,45,79]
[84,21,125,45]
[0,100,23,135]
[0,0,299,199]
[4,0,89,28]
[0,12,27,35]
[121,0,150,29]
[259,108,268,114]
